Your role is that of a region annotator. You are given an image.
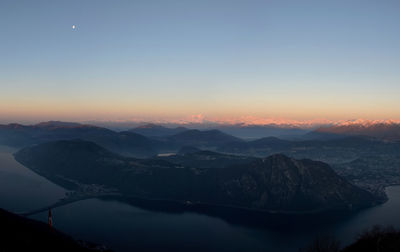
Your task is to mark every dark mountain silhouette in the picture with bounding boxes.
[166,129,243,149]
[216,136,400,197]
[215,124,310,139]
[4,121,400,195]
[129,123,188,137]
[35,121,86,129]
[158,150,257,169]
[249,136,293,149]
[310,122,400,141]
[177,146,201,155]
[300,225,400,252]
[303,131,349,141]
[15,140,381,213]
[86,131,161,157]
[0,121,247,156]
[218,136,399,164]
[0,121,161,157]
[0,208,108,252]
[342,226,400,252]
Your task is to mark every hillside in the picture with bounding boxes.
[0,121,248,156]
[215,124,310,139]
[301,226,400,252]
[311,122,400,141]
[166,129,243,149]
[129,123,188,137]
[0,121,161,157]
[0,208,107,252]
[158,150,257,169]
[15,140,382,213]
[218,136,400,164]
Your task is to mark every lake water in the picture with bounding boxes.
[1,145,400,252]
[0,145,66,212]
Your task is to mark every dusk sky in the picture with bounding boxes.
[1,0,400,124]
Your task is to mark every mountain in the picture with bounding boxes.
[219,135,400,200]
[177,146,201,155]
[300,226,400,252]
[166,129,243,149]
[0,121,161,157]
[0,121,115,147]
[84,130,161,157]
[342,226,400,252]
[302,130,348,141]
[333,154,400,199]
[310,121,400,141]
[213,136,292,156]
[15,140,381,213]
[35,121,86,129]
[158,150,257,169]
[215,124,311,139]
[0,123,37,147]
[218,135,398,163]
[0,208,106,252]
[0,121,244,156]
[129,123,188,137]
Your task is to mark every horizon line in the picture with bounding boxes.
[2,117,400,129]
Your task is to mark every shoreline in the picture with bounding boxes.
[21,185,400,230]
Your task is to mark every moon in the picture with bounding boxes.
[72,25,76,30]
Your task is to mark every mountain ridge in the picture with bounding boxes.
[313,122,400,141]
[14,140,382,213]
[129,123,188,137]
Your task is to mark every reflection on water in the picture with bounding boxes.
[334,186,400,245]
[1,144,400,252]
[28,187,400,252]
[0,146,66,212]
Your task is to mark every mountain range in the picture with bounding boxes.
[3,120,400,197]
[129,123,188,137]
[14,139,382,213]
[87,120,400,139]
[0,121,161,157]
[312,122,400,141]
[2,121,400,165]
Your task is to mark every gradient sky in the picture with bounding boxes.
[1,0,400,124]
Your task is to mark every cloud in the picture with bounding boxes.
[187,114,205,123]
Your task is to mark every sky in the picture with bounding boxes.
[1,0,400,124]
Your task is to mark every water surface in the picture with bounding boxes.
[28,187,400,252]
[0,145,66,212]
[1,145,400,252]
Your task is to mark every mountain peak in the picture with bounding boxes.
[0,123,26,129]
[332,119,400,127]
[34,121,91,129]
[314,120,400,141]
[15,142,380,213]
[135,123,165,129]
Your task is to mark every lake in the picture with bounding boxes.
[1,145,400,252]
[0,145,66,212]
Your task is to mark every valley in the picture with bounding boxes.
[1,121,400,252]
